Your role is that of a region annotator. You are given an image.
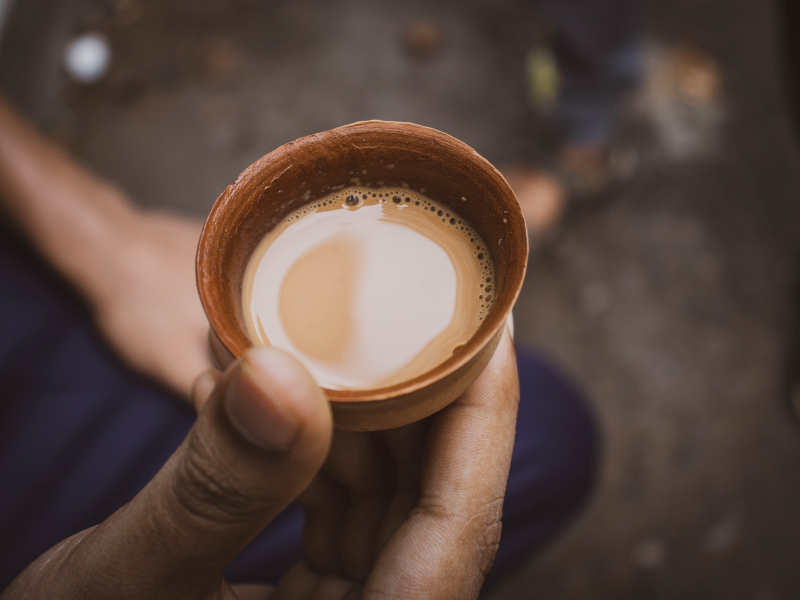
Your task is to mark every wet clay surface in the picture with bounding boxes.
[3,0,800,597]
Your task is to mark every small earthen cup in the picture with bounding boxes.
[197,121,528,431]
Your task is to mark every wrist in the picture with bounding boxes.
[0,95,147,305]
[51,189,147,305]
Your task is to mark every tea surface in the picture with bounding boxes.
[242,187,495,390]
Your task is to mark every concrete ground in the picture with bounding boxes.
[2,0,800,597]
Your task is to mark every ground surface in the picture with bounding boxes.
[2,0,800,598]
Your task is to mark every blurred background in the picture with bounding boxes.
[1,0,800,597]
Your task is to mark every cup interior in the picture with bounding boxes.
[197,121,527,402]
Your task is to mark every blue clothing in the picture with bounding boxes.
[536,0,646,145]
[0,225,598,588]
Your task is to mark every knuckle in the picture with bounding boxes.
[415,494,504,576]
[477,518,503,577]
[171,435,268,525]
[470,498,504,576]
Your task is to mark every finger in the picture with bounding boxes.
[309,577,361,600]
[154,323,214,400]
[301,424,429,581]
[296,472,349,574]
[299,424,428,580]
[321,432,394,582]
[272,563,361,600]
[172,333,215,400]
[210,327,236,370]
[271,563,321,599]
[373,420,429,552]
[192,367,221,413]
[364,329,519,600]
[231,583,274,600]
[72,347,333,593]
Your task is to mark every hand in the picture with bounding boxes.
[270,327,519,599]
[87,209,212,398]
[0,96,210,399]
[2,329,519,600]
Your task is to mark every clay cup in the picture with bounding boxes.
[196,121,528,431]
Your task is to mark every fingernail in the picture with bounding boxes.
[224,352,302,451]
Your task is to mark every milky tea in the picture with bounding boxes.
[241,187,495,390]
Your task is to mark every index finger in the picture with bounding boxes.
[364,327,520,600]
[418,324,519,516]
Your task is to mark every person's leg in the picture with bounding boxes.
[487,346,599,582]
[538,0,645,148]
[0,222,597,586]
[508,0,645,235]
[0,224,303,588]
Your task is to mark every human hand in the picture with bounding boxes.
[2,329,518,600]
[0,95,210,399]
[2,347,333,600]
[87,209,211,399]
[267,326,520,599]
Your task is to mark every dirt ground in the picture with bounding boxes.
[2,0,800,598]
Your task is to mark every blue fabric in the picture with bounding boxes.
[535,0,646,145]
[489,345,598,581]
[0,225,597,588]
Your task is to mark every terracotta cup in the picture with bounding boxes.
[197,121,528,431]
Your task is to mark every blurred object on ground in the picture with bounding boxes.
[508,0,644,240]
[526,46,559,112]
[669,43,722,104]
[637,41,724,161]
[63,31,111,84]
[402,19,445,60]
[503,145,639,240]
[202,35,245,85]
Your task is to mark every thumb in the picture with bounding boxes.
[83,348,332,594]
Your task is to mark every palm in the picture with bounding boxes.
[270,335,519,600]
[3,334,518,600]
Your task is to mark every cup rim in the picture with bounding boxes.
[197,120,527,403]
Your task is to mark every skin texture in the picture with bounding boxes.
[0,95,522,599]
[3,331,519,600]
